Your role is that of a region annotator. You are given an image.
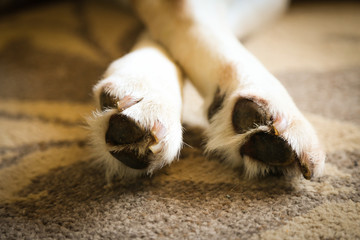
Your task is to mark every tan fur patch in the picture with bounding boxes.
[218,62,237,88]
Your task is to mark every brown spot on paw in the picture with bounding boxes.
[106,114,145,145]
[219,62,237,86]
[208,88,225,120]
[232,98,269,134]
[240,132,296,167]
[100,91,118,111]
[109,150,150,169]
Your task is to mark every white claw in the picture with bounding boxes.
[272,125,279,136]
[273,114,288,134]
[149,120,166,154]
[151,120,166,142]
[149,142,163,154]
[116,96,142,112]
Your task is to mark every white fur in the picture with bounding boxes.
[87,34,183,181]
[89,0,325,180]
[132,0,325,179]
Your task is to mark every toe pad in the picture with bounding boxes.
[240,132,296,167]
[106,114,145,145]
[110,150,150,169]
[232,98,269,134]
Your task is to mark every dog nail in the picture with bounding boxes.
[299,162,313,180]
[151,120,166,143]
[271,125,279,136]
[117,96,142,112]
[149,142,163,154]
[297,154,314,180]
[273,115,288,134]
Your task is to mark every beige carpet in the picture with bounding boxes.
[1,1,360,239]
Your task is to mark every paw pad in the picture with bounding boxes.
[240,131,296,167]
[232,98,269,134]
[109,150,151,170]
[232,97,315,179]
[101,93,167,170]
[106,114,145,145]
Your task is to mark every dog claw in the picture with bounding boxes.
[300,163,312,180]
[99,91,142,112]
[148,121,166,153]
[117,96,142,112]
[151,120,166,143]
[271,125,279,136]
[149,142,163,154]
[273,115,288,134]
[298,154,315,180]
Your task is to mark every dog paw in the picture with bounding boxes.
[87,69,182,181]
[205,88,325,180]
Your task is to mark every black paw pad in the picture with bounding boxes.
[232,98,268,134]
[106,114,145,145]
[109,150,150,169]
[240,132,296,167]
[100,91,118,111]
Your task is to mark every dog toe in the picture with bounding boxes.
[105,114,170,170]
[106,114,145,145]
[240,131,296,167]
[100,91,118,111]
[109,150,151,170]
[232,98,269,134]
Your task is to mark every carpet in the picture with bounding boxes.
[1,1,360,239]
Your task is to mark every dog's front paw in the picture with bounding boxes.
[205,87,325,180]
[87,84,182,181]
[86,39,183,181]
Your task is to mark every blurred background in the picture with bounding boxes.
[0,0,359,124]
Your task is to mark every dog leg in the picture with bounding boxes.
[87,34,183,181]
[133,0,325,179]
[226,0,289,39]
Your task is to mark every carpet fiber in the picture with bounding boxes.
[1,1,360,239]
